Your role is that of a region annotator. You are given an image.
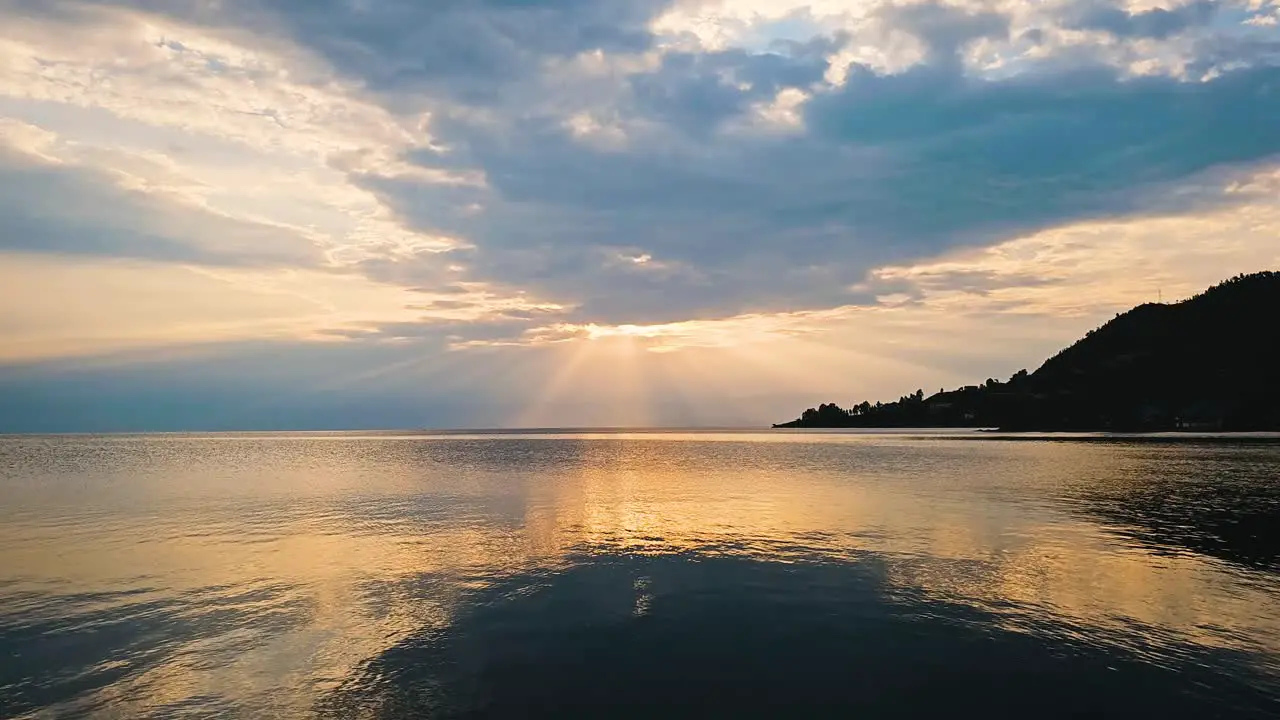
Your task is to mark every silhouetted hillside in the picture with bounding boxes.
[775,271,1280,431]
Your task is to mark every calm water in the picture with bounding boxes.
[2,431,1279,719]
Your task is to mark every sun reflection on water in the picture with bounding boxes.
[1,433,1278,716]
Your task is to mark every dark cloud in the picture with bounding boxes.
[878,1,1011,66]
[629,43,835,135]
[359,58,1280,323]
[1064,0,1219,40]
[1185,33,1280,77]
[0,148,324,267]
[256,0,673,103]
[807,62,1280,233]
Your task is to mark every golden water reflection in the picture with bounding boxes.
[1,433,1277,716]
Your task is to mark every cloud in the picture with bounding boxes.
[362,58,1280,324]
[0,5,473,266]
[877,0,1010,66]
[808,61,1280,226]
[272,0,670,103]
[866,168,1280,319]
[1,0,1279,429]
[626,37,839,134]
[8,0,1279,329]
[1064,0,1220,40]
[9,0,675,104]
[0,251,444,360]
[0,139,325,267]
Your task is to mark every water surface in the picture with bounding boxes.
[2,431,1278,718]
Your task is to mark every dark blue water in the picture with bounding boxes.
[1,431,1278,718]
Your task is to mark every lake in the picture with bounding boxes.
[1,431,1278,718]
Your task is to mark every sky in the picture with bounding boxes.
[0,0,1278,431]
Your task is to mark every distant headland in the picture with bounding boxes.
[774,271,1280,432]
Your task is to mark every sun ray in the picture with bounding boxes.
[514,338,603,428]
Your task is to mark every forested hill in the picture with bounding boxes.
[774,271,1280,431]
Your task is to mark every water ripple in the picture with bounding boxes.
[1,432,1278,718]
